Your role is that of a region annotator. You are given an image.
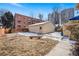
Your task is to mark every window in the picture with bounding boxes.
[18,21,21,23]
[40,27,42,30]
[24,17,26,19]
[28,22,32,24]
[24,26,26,27]
[18,25,21,27]
[24,22,26,24]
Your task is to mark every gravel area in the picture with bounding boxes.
[0,34,58,56]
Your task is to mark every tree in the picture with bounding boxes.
[38,14,43,20]
[71,25,79,56]
[1,11,13,28]
[48,13,51,21]
[66,25,79,55]
[47,7,61,26]
[66,25,79,40]
[52,7,60,25]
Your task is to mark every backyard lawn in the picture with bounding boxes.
[0,34,58,56]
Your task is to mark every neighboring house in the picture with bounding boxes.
[28,21,55,34]
[63,16,79,37]
[14,13,43,32]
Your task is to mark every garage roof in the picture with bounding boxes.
[29,21,51,26]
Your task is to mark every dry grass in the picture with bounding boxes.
[0,34,58,56]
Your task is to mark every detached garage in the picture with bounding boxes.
[28,21,55,34]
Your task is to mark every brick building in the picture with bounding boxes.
[14,13,43,32]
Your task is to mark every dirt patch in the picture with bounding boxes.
[0,34,58,56]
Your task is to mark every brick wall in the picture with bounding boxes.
[14,13,43,32]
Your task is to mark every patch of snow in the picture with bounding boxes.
[48,32,62,38]
[17,32,41,36]
[63,36,76,45]
[42,32,63,41]
[17,32,76,45]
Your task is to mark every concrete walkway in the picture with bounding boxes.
[46,40,72,56]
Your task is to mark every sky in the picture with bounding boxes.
[0,3,76,20]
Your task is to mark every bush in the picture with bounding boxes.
[66,25,79,41]
[70,25,79,55]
